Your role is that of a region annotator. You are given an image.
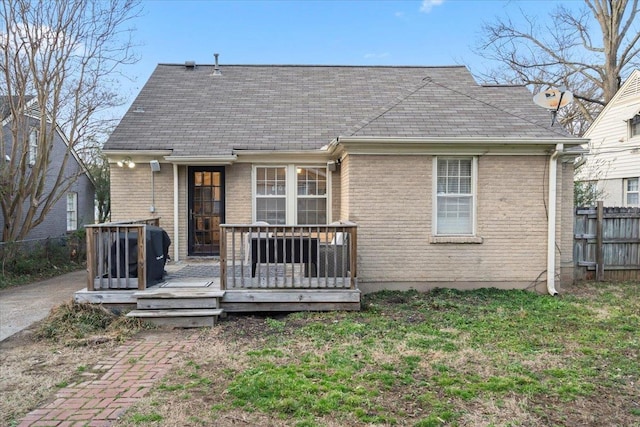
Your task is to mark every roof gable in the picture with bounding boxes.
[584,69,640,138]
[1,96,95,185]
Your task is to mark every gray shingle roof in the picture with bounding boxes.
[105,64,573,156]
[0,95,35,120]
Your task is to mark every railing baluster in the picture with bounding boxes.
[216,223,356,291]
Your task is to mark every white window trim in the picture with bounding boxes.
[28,129,38,166]
[431,156,479,242]
[253,165,288,225]
[252,164,331,225]
[624,177,639,207]
[66,192,78,231]
[629,114,640,140]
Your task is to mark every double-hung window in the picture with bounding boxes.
[255,167,287,224]
[434,157,476,235]
[625,177,639,206]
[66,192,78,231]
[297,167,327,224]
[254,165,328,225]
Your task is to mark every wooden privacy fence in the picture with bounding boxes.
[574,202,640,281]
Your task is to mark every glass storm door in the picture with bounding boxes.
[188,167,225,256]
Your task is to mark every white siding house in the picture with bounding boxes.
[577,70,640,207]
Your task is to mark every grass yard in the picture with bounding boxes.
[114,282,639,426]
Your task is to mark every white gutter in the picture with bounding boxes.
[173,163,179,262]
[547,143,563,296]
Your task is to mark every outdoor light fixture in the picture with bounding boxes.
[117,157,135,168]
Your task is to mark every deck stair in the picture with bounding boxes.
[126,288,225,328]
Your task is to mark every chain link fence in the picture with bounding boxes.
[0,231,87,279]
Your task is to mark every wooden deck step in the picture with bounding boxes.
[134,289,225,299]
[134,289,225,310]
[126,309,224,328]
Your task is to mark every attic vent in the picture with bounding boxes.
[619,75,640,101]
[213,53,221,76]
[185,61,196,69]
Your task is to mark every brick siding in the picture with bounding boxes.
[341,154,571,293]
[111,154,574,291]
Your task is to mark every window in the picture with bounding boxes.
[66,192,78,231]
[296,167,327,224]
[625,178,639,207]
[255,167,286,224]
[28,129,38,166]
[630,115,640,138]
[254,165,329,225]
[435,157,476,235]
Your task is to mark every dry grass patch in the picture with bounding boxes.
[0,300,151,426]
[0,323,120,425]
[460,396,543,426]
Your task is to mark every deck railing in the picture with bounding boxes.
[220,223,358,290]
[86,218,160,291]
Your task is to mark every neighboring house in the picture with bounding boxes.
[104,61,586,294]
[576,69,640,207]
[0,96,95,241]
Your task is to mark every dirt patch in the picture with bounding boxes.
[0,322,118,425]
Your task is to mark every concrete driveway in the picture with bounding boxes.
[0,269,86,341]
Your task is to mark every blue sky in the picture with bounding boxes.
[114,0,583,117]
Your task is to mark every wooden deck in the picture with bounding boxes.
[78,222,360,325]
[75,267,360,313]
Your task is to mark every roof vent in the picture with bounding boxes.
[213,53,221,76]
[185,61,196,69]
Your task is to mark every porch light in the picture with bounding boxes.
[117,157,135,168]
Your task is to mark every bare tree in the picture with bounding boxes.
[476,0,640,134]
[0,0,140,241]
[85,149,111,223]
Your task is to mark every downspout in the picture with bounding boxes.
[547,143,563,296]
[173,163,179,262]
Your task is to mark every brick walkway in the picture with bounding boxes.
[18,333,197,427]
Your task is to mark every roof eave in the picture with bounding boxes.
[104,149,174,157]
[335,136,587,146]
[232,149,333,163]
[163,155,237,165]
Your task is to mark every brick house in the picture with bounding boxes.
[0,96,95,241]
[104,61,586,295]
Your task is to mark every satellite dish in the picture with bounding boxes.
[533,87,574,126]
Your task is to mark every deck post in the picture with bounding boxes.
[86,227,96,291]
[220,225,227,290]
[350,226,358,289]
[137,225,146,290]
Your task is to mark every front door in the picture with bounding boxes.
[188,167,225,256]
